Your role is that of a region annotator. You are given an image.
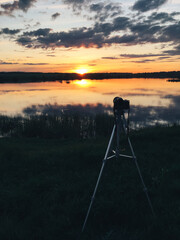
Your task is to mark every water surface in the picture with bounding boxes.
[0,78,180,126]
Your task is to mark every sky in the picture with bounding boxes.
[0,0,180,73]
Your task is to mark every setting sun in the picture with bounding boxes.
[75,69,88,75]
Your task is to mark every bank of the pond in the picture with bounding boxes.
[0,126,179,240]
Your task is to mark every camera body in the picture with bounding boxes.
[113,97,130,112]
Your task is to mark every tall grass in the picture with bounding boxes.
[0,114,114,139]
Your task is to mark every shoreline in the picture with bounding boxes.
[0,71,180,83]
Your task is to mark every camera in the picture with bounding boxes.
[113,97,130,111]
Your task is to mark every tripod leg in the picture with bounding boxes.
[122,115,155,217]
[81,124,116,233]
[116,118,120,159]
[127,136,155,216]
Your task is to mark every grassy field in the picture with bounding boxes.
[0,125,179,240]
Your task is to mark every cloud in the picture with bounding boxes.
[23,63,49,65]
[51,12,60,20]
[132,0,168,12]
[102,57,120,60]
[15,15,131,49]
[162,22,180,42]
[0,89,49,96]
[102,53,175,62]
[1,1,18,12]
[16,27,105,48]
[0,0,36,15]
[23,28,52,37]
[34,21,40,27]
[11,8,180,57]
[163,44,180,56]
[0,60,49,65]
[89,2,122,21]
[63,0,121,22]
[0,60,19,65]
[120,54,163,58]
[0,27,21,35]
[131,59,156,63]
[62,0,90,9]
[47,54,56,57]
[147,12,175,23]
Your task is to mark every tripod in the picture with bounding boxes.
[81,103,155,234]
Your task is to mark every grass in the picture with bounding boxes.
[0,114,114,139]
[0,125,179,240]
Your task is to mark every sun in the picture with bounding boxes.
[75,68,88,75]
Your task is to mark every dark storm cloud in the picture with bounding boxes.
[132,0,168,12]
[0,0,36,15]
[51,12,60,20]
[0,28,21,35]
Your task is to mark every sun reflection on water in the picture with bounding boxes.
[74,79,91,87]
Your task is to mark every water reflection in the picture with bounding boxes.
[74,79,92,87]
[22,94,180,128]
[0,78,180,127]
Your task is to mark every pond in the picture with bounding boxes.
[0,78,180,127]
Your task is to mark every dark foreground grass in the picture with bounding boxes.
[0,126,179,240]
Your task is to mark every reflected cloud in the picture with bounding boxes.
[102,92,120,95]
[102,92,159,97]
[23,103,112,116]
[22,95,180,128]
[0,89,50,95]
